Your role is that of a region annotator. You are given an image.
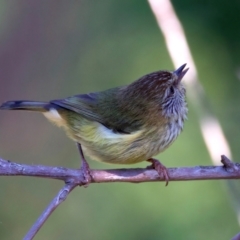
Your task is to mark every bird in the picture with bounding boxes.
[0,64,189,185]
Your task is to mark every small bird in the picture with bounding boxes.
[0,64,188,185]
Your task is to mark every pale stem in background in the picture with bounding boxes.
[148,0,240,225]
[148,0,231,164]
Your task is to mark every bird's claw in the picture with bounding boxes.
[147,158,169,186]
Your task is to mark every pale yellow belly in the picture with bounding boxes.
[43,109,182,164]
[69,119,181,164]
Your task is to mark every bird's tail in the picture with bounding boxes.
[0,100,50,112]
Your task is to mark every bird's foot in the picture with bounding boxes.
[80,158,92,187]
[77,143,92,186]
[146,158,169,186]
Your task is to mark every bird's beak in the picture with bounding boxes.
[174,63,189,83]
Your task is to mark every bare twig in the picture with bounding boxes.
[221,155,239,172]
[232,232,240,240]
[1,154,240,239]
[23,181,77,240]
[1,155,240,183]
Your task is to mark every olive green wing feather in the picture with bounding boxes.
[51,92,104,124]
[51,89,144,134]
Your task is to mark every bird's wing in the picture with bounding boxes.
[51,90,144,134]
[51,92,105,124]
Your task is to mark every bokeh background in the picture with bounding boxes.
[0,1,240,239]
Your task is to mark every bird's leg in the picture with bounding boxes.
[77,143,92,185]
[146,158,169,186]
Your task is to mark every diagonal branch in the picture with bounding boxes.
[23,181,77,240]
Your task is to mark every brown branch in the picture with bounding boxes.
[1,155,240,183]
[1,155,240,239]
[232,232,240,240]
[23,182,77,240]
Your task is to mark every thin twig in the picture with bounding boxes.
[23,181,77,240]
[221,155,239,172]
[232,232,240,240]
[1,156,240,184]
[1,155,240,239]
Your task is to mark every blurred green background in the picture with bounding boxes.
[0,0,240,239]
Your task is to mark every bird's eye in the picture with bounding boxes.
[169,86,175,95]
